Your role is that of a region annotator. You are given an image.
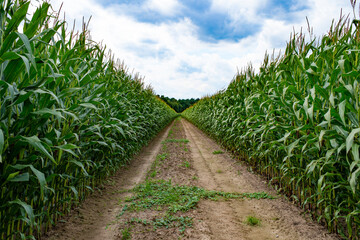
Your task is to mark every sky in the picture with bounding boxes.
[41,0,354,99]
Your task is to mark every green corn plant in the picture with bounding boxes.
[183,11,360,240]
[0,0,177,239]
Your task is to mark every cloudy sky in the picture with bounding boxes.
[43,0,354,99]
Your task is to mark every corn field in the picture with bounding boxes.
[0,0,176,239]
[183,15,360,239]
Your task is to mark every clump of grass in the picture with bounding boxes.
[121,227,132,240]
[157,153,168,161]
[212,150,224,154]
[128,216,192,233]
[162,139,189,144]
[149,170,157,178]
[216,169,223,173]
[113,189,129,194]
[181,161,190,168]
[119,180,273,233]
[245,216,261,226]
[147,153,167,179]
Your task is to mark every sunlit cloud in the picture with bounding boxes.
[45,0,353,99]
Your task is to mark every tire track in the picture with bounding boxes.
[182,119,248,240]
[181,119,338,240]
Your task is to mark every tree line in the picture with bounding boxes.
[158,95,199,113]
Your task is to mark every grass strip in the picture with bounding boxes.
[119,180,274,233]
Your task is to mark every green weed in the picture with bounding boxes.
[212,150,224,154]
[119,180,274,232]
[157,153,168,161]
[245,216,261,226]
[181,161,190,168]
[162,139,190,144]
[150,170,157,178]
[121,227,132,240]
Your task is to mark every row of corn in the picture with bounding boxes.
[183,16,360,239]
[0,0,177,239]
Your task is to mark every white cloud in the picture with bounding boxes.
[145,0,181,16]
[45,0,354,99]
[210,0,265,20]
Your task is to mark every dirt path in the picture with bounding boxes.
[44,118,339,240]
[181,119,337,240]
[43,121,174,240]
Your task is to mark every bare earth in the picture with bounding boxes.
[43,118,339,240]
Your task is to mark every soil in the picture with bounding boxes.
[43,121,173,240]
[43,118,339,240]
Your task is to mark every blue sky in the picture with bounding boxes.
[46,0,353,99]
[102,0,260,42]
[96,0,308,42]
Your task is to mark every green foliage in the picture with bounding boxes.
[157,153,168,161]
[181,161,190,168]
[149,170,158,178]
[120,227,132,240]
[245,216,261,226]
[162,139,190,144]
[124,180,274,211]
[158,95,199,113]
[212,150,224,154]
[183,16,360,238]
[0,0,176,238]
[147,153,168,179]
[128,216,193,233]
[120,180,273,233]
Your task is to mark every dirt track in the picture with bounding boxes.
[44,118,338,240]
[43,121,173,240]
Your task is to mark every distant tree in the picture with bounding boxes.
[157,95,199,113]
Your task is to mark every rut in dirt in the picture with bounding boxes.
[44,118,339,240]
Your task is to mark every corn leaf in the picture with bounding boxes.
[21,136,56,164]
